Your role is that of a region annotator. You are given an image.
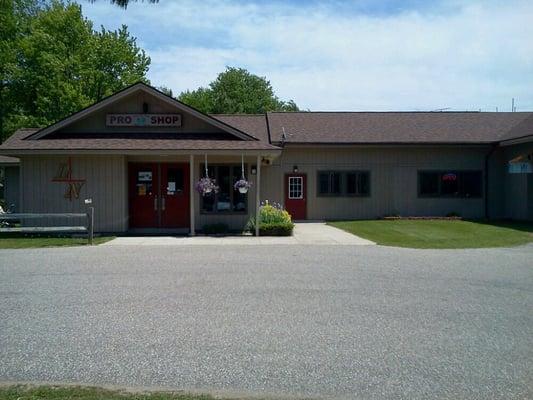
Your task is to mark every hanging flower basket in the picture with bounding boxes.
[234,179,252,194]
[196,177,219,196]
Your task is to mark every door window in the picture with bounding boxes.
[136,170,153,196]
[288,176,303,199]
[166,167,183,196]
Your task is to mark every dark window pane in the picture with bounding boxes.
[216,166,231,212]
[461,171,482,197]
[331,172,341,194]
[441,171,459,196]
[319,172,329,194]
[419,172,439,196]
[233,166,247,211]
[202,192,215,212]
[346,173,356,194]
[346,172,370,196]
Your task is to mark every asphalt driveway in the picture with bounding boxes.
[0,244,532,399]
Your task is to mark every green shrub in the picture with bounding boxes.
[202,223,229,235]
[259,222,294,236]
[245,201,294,236]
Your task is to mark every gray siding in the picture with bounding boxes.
[501,143,533,220]
[20,155,127,232]
[261,146,490,220]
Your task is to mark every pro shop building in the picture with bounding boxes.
[0,83,531,233]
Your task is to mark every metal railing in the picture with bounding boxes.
[0,207,95,245]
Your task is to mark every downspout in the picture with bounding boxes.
[484,143,498,220]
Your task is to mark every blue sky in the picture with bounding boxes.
[81,0,533,111]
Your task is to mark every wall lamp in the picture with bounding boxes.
[293,165,299,173]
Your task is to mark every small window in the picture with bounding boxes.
[346,171,370,196]
[288,176,303,199]
[418,170,483,198]
[317,171,342,196]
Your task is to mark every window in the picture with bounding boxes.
[136,170,153,196]
[346,171,370,196]
[200,165,247,213]
[318,171,342,196]
[317,171,370,197]
[418,171,483,198]
[166,167,183,196]
[288,176,303,199]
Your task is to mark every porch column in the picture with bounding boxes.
[189,154,195,236]
[255,154,261,237]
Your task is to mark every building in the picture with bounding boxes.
[0,82,531,233]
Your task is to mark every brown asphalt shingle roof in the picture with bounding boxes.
[1,112,532,153]
[266,112,533,144]
[1,128,279,151]
[212,114,270,143]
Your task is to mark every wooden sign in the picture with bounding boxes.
[52,157,86,201]
[106,114,181,127]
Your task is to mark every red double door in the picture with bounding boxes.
[129,163,189,229]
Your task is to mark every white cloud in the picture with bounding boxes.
[82,0,533,111]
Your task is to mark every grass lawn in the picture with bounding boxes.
[0,234,114,249]
[0,385,215,400]
[328,219,533,249]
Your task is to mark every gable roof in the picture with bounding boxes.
[1,128,279,153]
[266,111,533,145]
[28,82,258,142]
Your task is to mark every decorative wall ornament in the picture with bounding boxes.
[52,157,86,200]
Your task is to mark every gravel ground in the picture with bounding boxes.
[0,244,532,399]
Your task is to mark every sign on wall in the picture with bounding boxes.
[106,114,182,127]
[51,157,86,201]
[508,162,533,174]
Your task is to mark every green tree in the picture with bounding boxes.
[89,0,158,8]
[178,67,299,114]
[1,0,150,142]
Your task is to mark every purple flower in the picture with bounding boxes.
[233,179,252,191]
[195,177,219,195]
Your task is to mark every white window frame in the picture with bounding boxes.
[288,176,304,199]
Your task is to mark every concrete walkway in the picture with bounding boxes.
[102,222,375,246]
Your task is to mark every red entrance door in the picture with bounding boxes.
[160,164,189,228]
[285,173,306,220]
[129,163,158,228]
[129,163,189,229]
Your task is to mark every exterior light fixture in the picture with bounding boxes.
[293,165,299,173]
[251,165,257,175]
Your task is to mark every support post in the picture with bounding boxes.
[255,155,261,237]
[87,207,94,245]
[189,154,195,236]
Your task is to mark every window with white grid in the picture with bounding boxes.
[288,177,303,199]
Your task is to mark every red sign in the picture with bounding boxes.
[442,173,457,181]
